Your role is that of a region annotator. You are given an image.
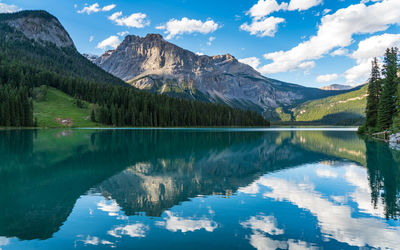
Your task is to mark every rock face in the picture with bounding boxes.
[320,84,352,91]
[2,10,75,48]
[82,53,99,62]
[95,34,336,119]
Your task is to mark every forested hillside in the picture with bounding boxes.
[359,48,400,134]
[291,85,367,125]
[0,11,269,127]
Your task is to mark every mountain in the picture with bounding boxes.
[320,84,353,91]
[94,34,350,120]
[0,10,124,86]
[277,85,367,125]
[82,53,99,62]
[0,10,269,127]
[1,10,74,48]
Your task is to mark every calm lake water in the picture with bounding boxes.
[0,128,399,250]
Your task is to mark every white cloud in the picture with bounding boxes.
[97,36,121,50]
[261,176,400,249]
[0,237,10,247]
[156,211,218,233]
[315,167,339,177]
[117,31,129,37]
[156,17,220,40]
[109,11,150,28]
[78,3,100,14]
[207,36,216,46]
[258,0,400,74]
[108,223,149,238]
[78,3,116,14]
[237,180,260,194]
[240,214,319,250]
[316,73,339,83]
[102,4,116,12]
[97,199,121,216]
[330,48,348,56]
[298,60,315,70]
[109,11,122,21]
[248,233,288,250]
[241,215,284,235]
[0,3,21,13]
[247,0,288,20]
[288,0,323,11]
[322,9,331,15]
[344,33,400,83]
[196,52,205,56]
[240,16,285,37]
[77,235,114,247]
[89,35,94,42]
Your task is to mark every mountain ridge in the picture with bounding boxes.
[94,34,350,120]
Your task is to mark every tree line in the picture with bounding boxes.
[359,47,400,133]
[0,15,269,127]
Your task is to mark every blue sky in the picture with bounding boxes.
[3,0,400,87]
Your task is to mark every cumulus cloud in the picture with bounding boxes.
[156,211,218,233]
[156,17,220,40]
[298,60,315,70]
[261,176,400,249]
[108,224,149,238]
[345,33,400,83]
[239,57,261,70]
[117,31,129,37]
[109,11,150,28]
[258,0,400,74]
[316,73,339,83]
[247,0,288,20]
[78,3,116,15]
[331,48,348,56]
[97,199,121,216]
[0,3,21,13]
[240,16,285,37]
[77,235,114,247]
[288,0,323,11]
[96,36,121,50]
[315,167,339,177]
[89,35,94,42]
[241,215,284,235]
[102,4,116,12]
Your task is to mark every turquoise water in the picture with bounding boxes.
[0,128,399,249]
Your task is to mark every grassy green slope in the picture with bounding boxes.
[279,85,367,125]
[34,87,99,128]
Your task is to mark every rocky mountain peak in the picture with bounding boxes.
[144,33,163,40]
[1,10,75,48]
[94,33,336,120]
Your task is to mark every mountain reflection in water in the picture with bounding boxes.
[0,129,399,249]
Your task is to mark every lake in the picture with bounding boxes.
[0,128,399,249]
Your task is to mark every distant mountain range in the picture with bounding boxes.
[1,10,366,124]
[93,34,356,120]
[320,84,353,91]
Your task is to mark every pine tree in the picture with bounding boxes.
[365,57,381,130]
[377,48,399,130]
